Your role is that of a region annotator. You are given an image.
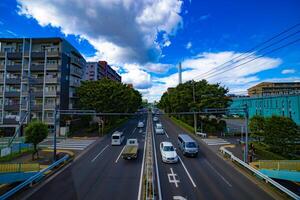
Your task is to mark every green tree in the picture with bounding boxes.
[264,116,299,157]
[25,121,48,160]
[249,115,266,140]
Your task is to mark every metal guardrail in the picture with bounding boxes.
[0,154,69,200]
[219,146,300,200]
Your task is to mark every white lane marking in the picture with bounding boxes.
[131,127,137,135]
[178,156,197,188]
[168,168,180,188]
[152,117,162,200]
[91,145,109,163]
[205,160,232,187]
[173,196,187,200]
[138,120,148,200]
[115,145,126,163]
[164,130,169,138]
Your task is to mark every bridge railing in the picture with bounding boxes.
[0,154,69,200]
[220,146,300,200]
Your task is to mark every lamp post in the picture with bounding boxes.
[244,104,249,163]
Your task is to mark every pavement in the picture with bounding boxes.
[13,113,279,200]
[18,114,147,200]
[154,115,275,200]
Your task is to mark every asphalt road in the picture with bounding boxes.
[19,114,147,200]
[153,115,274,200]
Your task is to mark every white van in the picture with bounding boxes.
[111,131,125,145]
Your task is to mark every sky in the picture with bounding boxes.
[0,0,300,102]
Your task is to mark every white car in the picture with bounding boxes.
[153,116,159,122]
[160,142,178,163]
[137,121,144,128]
[155,127,164,134]
[156,123,162,129]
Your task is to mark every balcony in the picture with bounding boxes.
[70,68,83,78]
[44,118,54,124]
[31,64,44,71]
[6,65,22,72]
[45,77,58,84]
[44,104,55,110]
[0,52,5,58]
[31,104,42,111]
[5,91,20,97]
[47,51,60,57]
[70,80,81,87]
[6,78,21,84]
[47,64,59,70]
[4,104,20,111]
[0,64,4,70]
[45,90,57,96]
[30,78,44,85]
[31,52,45,59]
[70,57,84,67]
[32,91,43,97]
[7,52,22,60]
[3,118,18,125]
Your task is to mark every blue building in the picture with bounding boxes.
[229,94,300,125]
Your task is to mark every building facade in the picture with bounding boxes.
[248,82,300,97]
[229,94,300,125]
[84,61,121,82]
[0,38,86,134]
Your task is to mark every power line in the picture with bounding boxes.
[201,38,300,81]
[191,23,300,81]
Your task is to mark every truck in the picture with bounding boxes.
[122,139,139,160]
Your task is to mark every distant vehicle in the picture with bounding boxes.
[156,123,162,129]
[178,134,199,157]
[111,131,125,145]
[122,139,139,160]
[155,127,164,134]
[160,142,178,163]
[153,116,159,122]
[137,121,144,128]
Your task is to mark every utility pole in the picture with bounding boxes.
[193,82,197,134]
[244,104,249,163]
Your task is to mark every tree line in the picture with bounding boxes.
[158,80,231,134]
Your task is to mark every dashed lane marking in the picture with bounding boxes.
[91,145,109,163]
[115,145,126,163]
[168,168,180,188]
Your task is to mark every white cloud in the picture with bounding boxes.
[17,0,183,64]
[281,69,296,74]
[186,41,192,49]
[16,0,183,91]
[144,51,282,102]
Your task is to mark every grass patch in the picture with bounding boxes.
[170,116,194,134]
[251,142,286,160]
[0,148,34,162]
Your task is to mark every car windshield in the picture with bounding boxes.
[112,136,119,139]
[186,142,197,148]
[163,146,174,151]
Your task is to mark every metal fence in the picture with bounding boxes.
[258,160,300,171]
[0,143,33,158]
[0,163,40,173]
[220,146,300,200]
[0,154,69,200]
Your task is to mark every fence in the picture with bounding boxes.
[0,163,40,173]
[258,160,300,171]
[220,146,300,200]
[0,155,69,200]
[0,143,33,158]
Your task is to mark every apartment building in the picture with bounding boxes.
[0,38,86,135]
[248,82,300,96]
[84,61,121,82]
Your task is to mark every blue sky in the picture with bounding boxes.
[1,0,300,101]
